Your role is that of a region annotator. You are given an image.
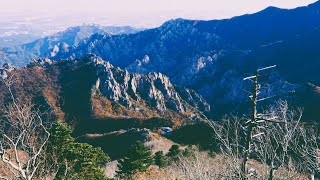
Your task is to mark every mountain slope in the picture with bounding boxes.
[49,19,226,68]
[51,1,320,67]
[23,24,143,57]
[0,54,210,134]
[48,1,320,119]
[0,25,143,67]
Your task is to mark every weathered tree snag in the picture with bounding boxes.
[0,75,50,180]
[241,65,276,179]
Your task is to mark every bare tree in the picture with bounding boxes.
[209,65,279,179]
[209,101,318,179]
[166,146,242,180]
[210,65,320,179]
[0,75,50,180]
[252,100,300,179]
[239,65,281,179]
[208,116,243,178]
[163,145,308,180]
[252,100,320,179]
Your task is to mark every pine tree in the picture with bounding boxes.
[167,144,181,161]
[154,151,168,168]
[46,122,109,179]
[116,141,153,178]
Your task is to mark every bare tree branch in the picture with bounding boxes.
[0,75,51,180]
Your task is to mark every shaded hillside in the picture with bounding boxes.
[0,55,210,135]
[77,129,150,159]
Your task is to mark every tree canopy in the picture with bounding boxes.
[116,141,153,178]
[45,122,109,179]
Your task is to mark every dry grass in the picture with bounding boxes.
[133,166,174,180]
[104,160,119,179]
[91,94,159,119]
[0,66,63,121]
[132,151,309,180]
[144,132,180,154]
[0,149,29,179]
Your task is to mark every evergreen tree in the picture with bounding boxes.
[167,144,181,161]
[154,151,168,168]
[182,145,196,158]
[46,122,109,179]
[116,141,153,178]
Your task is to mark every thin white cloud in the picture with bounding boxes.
[0,0,317,28]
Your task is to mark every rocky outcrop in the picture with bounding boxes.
[86,55,210,117]
[0,63,15,79]
[29,58,53,67]
[45,43,70,57]
[175,86,210,112]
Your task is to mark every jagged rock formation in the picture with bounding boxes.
[87,55,210,118]
[29,58,53,67]
[46,43,70,57]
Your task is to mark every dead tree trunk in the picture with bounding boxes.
[242,65,276,179]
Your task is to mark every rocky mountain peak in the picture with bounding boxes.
[84,54,210,118]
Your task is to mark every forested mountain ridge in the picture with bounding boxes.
[0,25,142,67]
[48,1,320,119]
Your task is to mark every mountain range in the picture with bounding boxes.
[0,24,142,66]
[47,1,320,119]
[0,1,320,179]
[1,1,320,119]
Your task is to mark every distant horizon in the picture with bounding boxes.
[0,0,318,39]
[0,0,318,27]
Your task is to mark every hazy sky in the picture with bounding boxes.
[0,0,318,28]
